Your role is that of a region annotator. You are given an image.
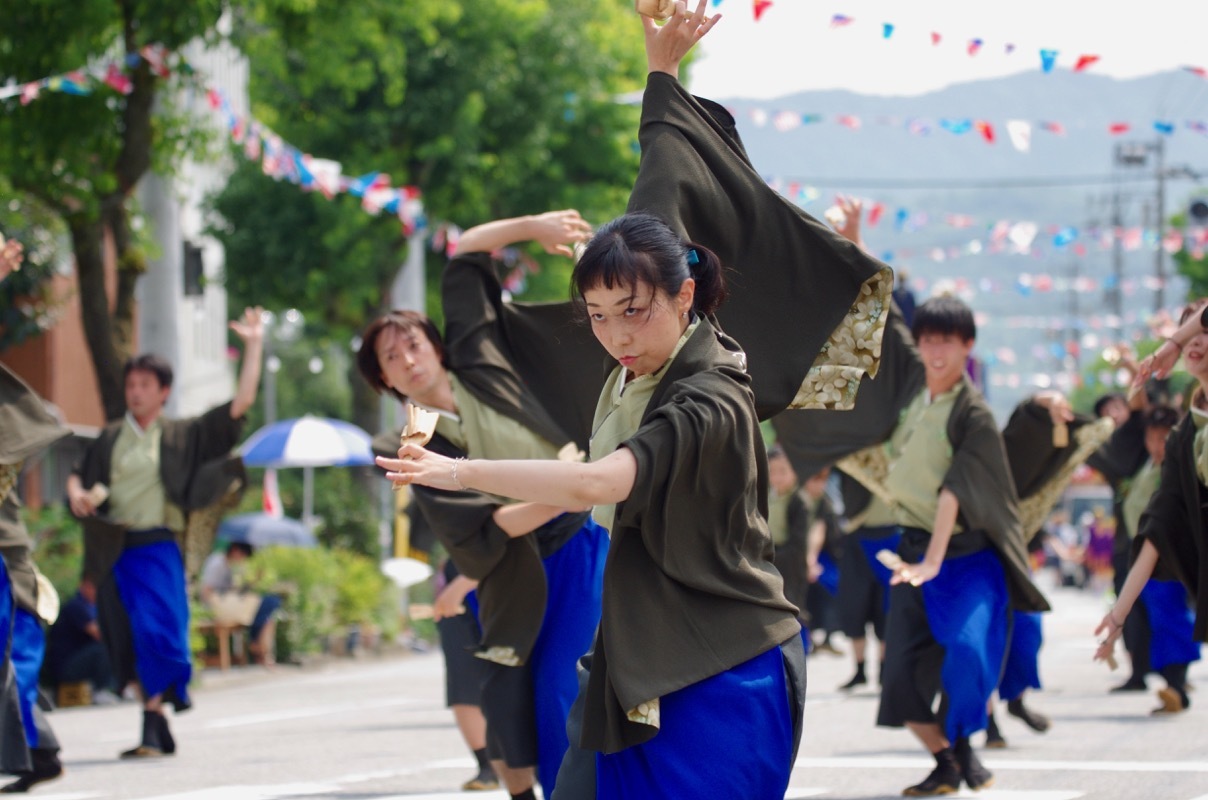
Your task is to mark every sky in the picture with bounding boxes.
[688,0,1208,100]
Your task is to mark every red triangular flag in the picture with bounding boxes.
[263,469,283,517]
[1108,122,1130,135]
[1073,54,1100,72]
[931,32,942,46]
[754,0,772,20]
[975,120,995,143]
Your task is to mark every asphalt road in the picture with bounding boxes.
[27,575,1208,799]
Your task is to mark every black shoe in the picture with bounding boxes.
[984,713,1007,749]
[954,738,994,791]
[120,710,172,759]
[902,763,960,796]
[839,672,868,691]
[1006,698,1051,732]
[0,750,62,793]
[461,768,500,791]
[1109,677,1147,693]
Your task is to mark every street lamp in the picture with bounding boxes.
[261,308,305,425]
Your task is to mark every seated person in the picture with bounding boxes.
[199,542,281,665]
[44,573,117,702]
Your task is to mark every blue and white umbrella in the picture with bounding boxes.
[240,416,375,468]
[239,416,375,526]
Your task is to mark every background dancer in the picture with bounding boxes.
[0,235,67,792]
[66,312,263,759]
[359,211,608,800]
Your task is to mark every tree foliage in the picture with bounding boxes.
[0,180,69,351]
[0,1,226,419]
[213,0,648,331]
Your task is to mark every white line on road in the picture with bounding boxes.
[138,784,341,800]
[202,696,419,730]
[794,756,1208,773]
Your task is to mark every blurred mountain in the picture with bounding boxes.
[720,69,1208,419]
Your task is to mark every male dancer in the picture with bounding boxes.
[66,312,263,758]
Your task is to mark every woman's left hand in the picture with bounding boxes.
[891,557,941,587]
[376,444,463,491]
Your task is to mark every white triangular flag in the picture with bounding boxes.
[1006,120,1032,153]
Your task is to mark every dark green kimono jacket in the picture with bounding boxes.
[71,402,247,580]
[773,314,1049,612]
[372,251,603,667]
[0,364,68,609]
[584,318,803,754]
[771,489,809,612]
[0,364,67,772]
[1134,417,1208,640]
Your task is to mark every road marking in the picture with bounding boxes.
[202,696,419,729]
[795,756,1208,773]
[139,785,340,800]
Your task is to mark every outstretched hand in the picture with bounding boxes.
[1093,611,1125,665]
[377,444,463,492]
[0,234,23,282]
[528,210,593,258]
[831,195,864,248]
[643,0,721,80]
[230,306,266,344]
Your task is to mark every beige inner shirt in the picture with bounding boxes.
[107,414,184,532]
[588,319,700,534]
[412,374,563,504]
[861,386,961,534]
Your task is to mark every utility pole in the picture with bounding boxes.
[1154,137,1167,312]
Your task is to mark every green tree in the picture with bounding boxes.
[0,180,69,351]
[1172,209,1208,300]
[212,0,648,440]
[0,1,224,419]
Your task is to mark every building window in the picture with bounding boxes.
[183,241,205,297]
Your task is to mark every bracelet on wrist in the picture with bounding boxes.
[450,457,467,491]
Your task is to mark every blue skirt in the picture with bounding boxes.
[998,610,1043,702]
[112,541,192,704]
[858,529,902,592]
[921,548,1009,741]
[817,551,839,596]
[1140,579,1201,671]
[0,560,42,750]
[595,644,794,800]
[466,517,608,796]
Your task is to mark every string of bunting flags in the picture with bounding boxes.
[1,46,426,236]
[763,181,1208,263]
[735,104,1208,151]
[825,11,1208,80]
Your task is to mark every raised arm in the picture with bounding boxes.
[451,210,592,258]
[377,443,636,510]
[0,233,22,283]
[228,307,265,420]
[1136,302,1208,384]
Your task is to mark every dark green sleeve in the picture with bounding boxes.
[628,72,888,419]
[441,252,606,450]
[786,493,808,551]
[192,401,246,463]
[1086,410,1147,485]
[1002,399,1099,499]
[1135,421,1199,588]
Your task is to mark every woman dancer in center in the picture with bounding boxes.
[380,211,807,799]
